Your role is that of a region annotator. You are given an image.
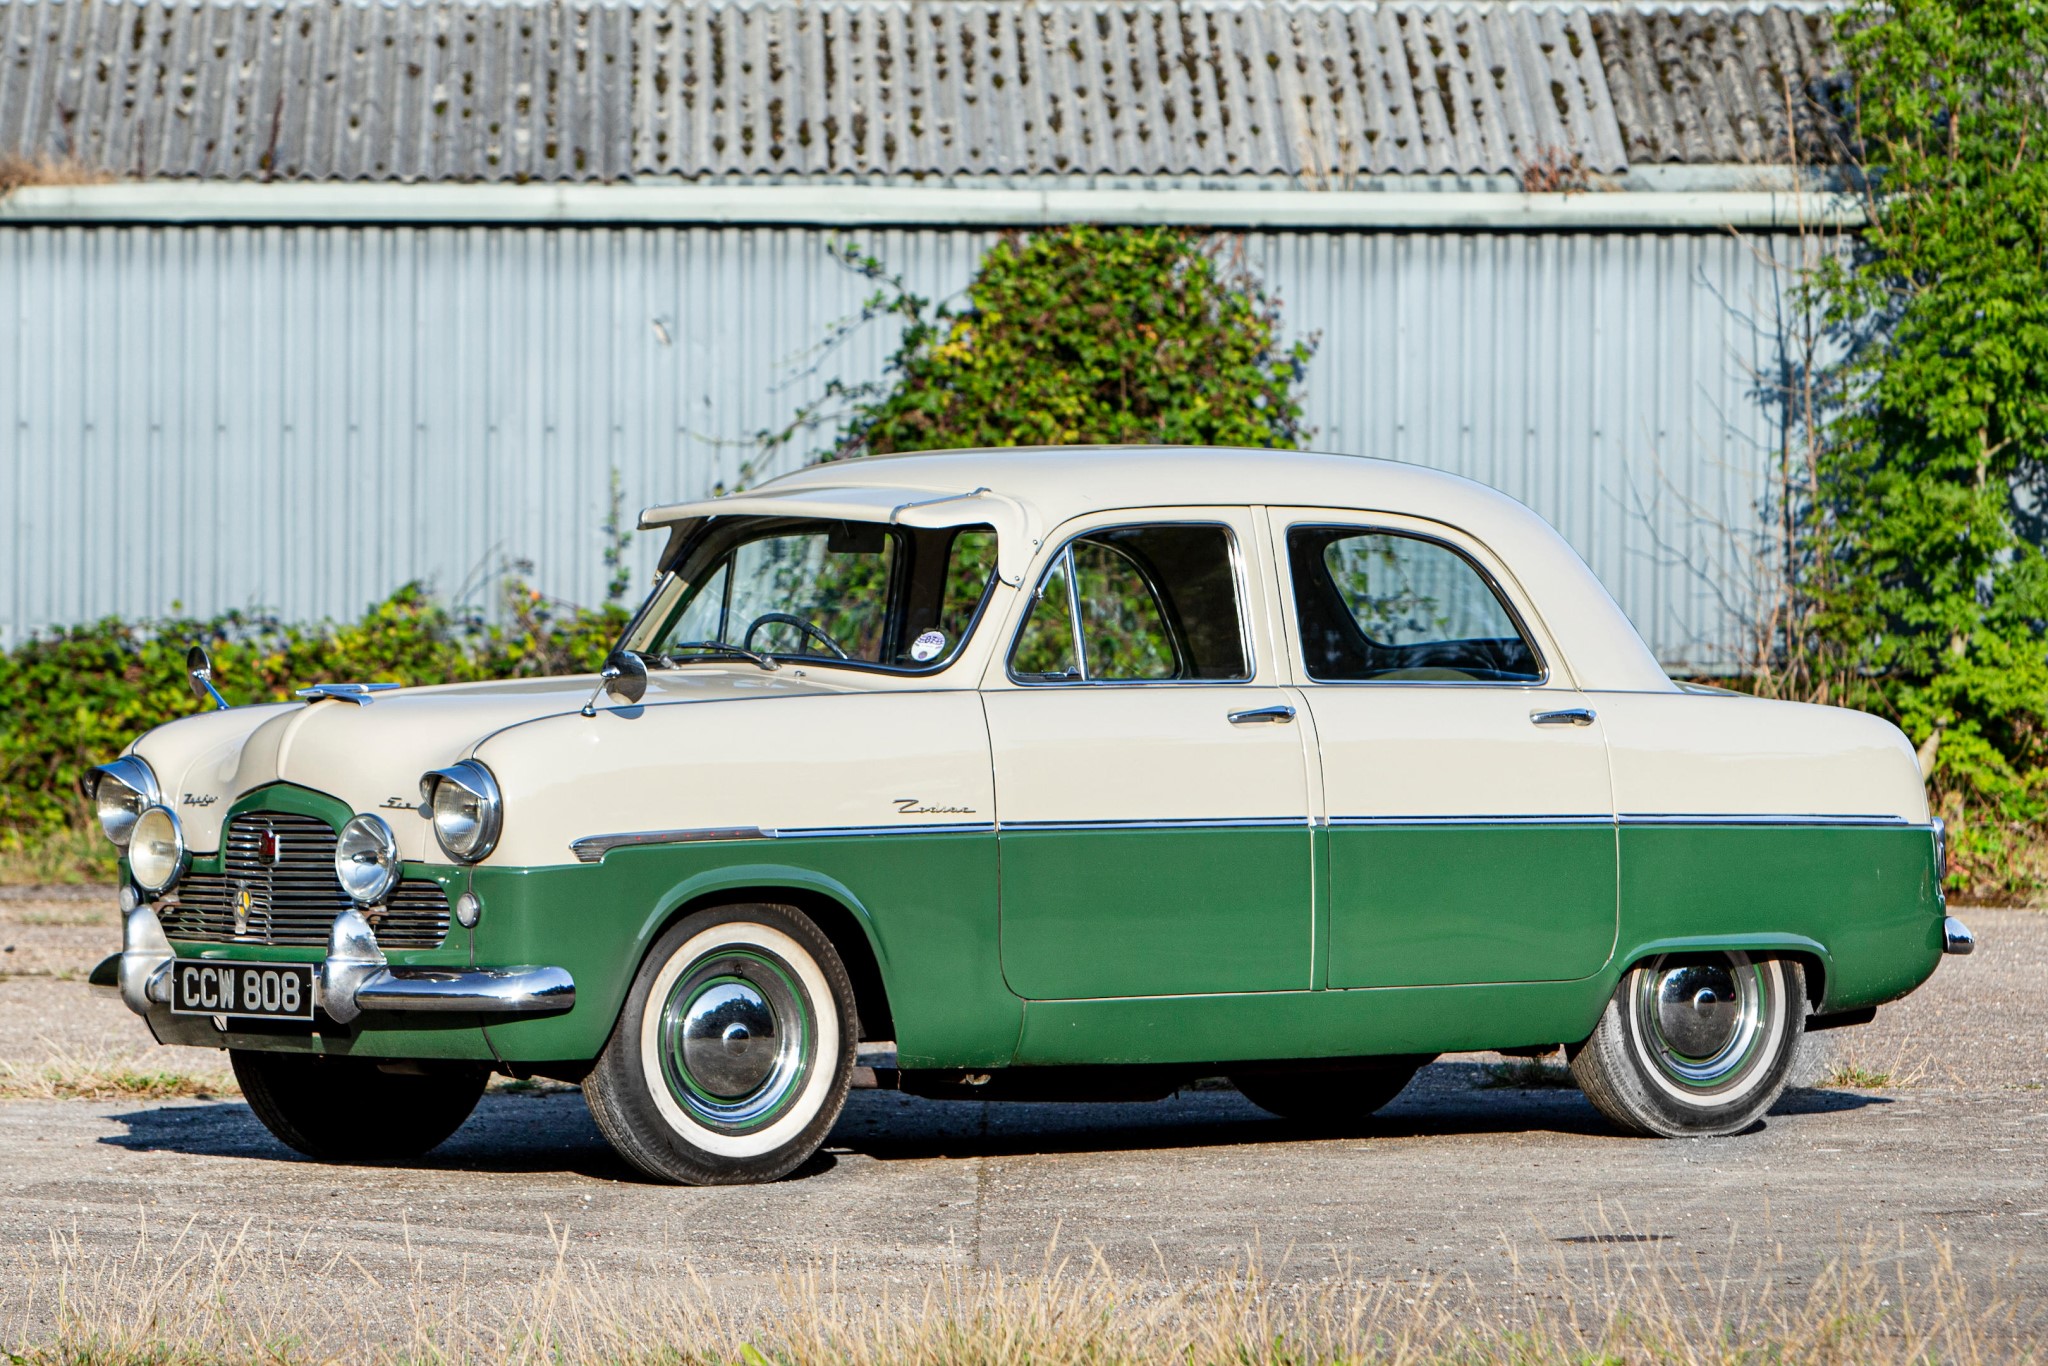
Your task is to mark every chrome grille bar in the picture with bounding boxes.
[159,811,449,949]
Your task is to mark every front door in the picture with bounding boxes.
[1270,510,1618,987]
[987,515,1315,1000]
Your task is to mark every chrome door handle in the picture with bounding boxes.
[1228,705,1296,725]
[1531,708,1597,727]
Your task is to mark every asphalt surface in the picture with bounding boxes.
[0,890,2042,1321]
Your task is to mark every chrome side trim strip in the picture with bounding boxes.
[1618,813,1917,828]
[1326,813,1922,829]
[572,827,775,862]
[571,822,996,862]
[779,823,997,840]
[1000,817,1307,833]
[1326,814,1613,828]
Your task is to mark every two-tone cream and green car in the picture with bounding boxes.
[86,448,1970,1184]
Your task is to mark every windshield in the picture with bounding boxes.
[630,517,998,671]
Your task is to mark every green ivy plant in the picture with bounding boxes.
[1808,0,2048,896]
[770,225,1315,460]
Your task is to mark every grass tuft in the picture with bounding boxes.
[1819,1062,1896,1090]
[0,1047,236,1102]
[0,826,117,888]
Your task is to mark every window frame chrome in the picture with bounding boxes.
[1004,517,1259,688]
[626,514,1004,678]
[1279,519,1553,689]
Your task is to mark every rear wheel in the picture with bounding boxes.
[231,1051,487,1161]
[583,903,857,1185]
[1230,1056,1433,1128]
[1569,952,1803,1137]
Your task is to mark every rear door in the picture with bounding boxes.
[1268,509,1618,987]
[985,511,1316,1000]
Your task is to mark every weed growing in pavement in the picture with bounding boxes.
[0,1221,2035,1365]
[1821,1062,1897,1090]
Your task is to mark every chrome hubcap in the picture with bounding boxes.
[658,950,811,1131]
[1636,953,1767,1089]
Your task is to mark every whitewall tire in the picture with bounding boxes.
[1569,952,1804,1138]
[583,903,857,1184]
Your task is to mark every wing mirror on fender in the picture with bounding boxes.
[186,644,229,712]
[581,650,648,718]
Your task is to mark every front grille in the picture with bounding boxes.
[159,811,450,949]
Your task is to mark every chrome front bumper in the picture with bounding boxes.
[92,905,574,1024]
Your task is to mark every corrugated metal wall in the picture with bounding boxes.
[0,222,1802,669]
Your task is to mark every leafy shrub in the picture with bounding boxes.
[1803,0,2048,898]
[0,582,624,874]
[773,225,1314,460]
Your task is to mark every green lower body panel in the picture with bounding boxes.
[1615,824,1944,1013]
[1326,823,1618,987]
[470,831,1019,1069]
[159,788,1945,1073]
[1015,978,1616,1066]
[997,826,1314,999]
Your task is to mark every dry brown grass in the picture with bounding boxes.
[0,1221,2036,1365]
[0,827,117,888]
[0,154,113,195]
[0,1045,235,1101]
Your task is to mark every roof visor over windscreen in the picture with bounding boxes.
[640,485,1043,586]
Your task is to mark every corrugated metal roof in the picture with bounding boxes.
[0,0,1846,184]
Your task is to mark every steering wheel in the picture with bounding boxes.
[741,612,851,661]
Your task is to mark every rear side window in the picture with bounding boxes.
[1011,524,1250,683]
[1288,527,1542,683]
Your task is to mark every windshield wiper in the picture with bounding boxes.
[654,642,781,672]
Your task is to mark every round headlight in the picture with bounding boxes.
[87,756,160,847]
[335,814,401,906]
[128,806,185,893]
[421,761,502,863]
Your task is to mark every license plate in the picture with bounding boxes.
[170,961,316,1021]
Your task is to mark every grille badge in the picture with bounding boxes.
[233,883,253,938]
[257,827,283,866]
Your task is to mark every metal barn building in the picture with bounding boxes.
[0,0,1854,668]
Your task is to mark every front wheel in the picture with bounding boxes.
[1569,952,1804,1138]
[231,1051,488,1161]
[582,903,857,1185]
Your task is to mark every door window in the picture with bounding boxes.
[1011,525,1249,683]
[1288,527,1542,682]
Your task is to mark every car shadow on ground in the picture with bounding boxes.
[93,1064,1893,1176]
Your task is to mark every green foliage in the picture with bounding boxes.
[0,581,626,875]
[1806,0,2048,897]
[780,225,1314,459]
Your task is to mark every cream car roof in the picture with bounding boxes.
[641,446,1674,693]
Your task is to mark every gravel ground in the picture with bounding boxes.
[0,887,2040,1320]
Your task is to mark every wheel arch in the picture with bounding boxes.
[1613,933,1830,1011]
[643,862,896,1044]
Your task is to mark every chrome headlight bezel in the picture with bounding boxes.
[127,805,185,893]
[335,813,402,907]
[84,756,161,848]
[420,761,503,864]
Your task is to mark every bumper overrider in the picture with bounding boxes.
[90,902,575,1026]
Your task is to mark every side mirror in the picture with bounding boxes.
[186,644,229,712]
[580,650,648,717]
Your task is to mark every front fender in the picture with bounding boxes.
[467,831,1018,1068]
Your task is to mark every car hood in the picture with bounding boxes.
[128,669,856,858]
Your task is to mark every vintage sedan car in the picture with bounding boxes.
[86,447,1970,1183]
